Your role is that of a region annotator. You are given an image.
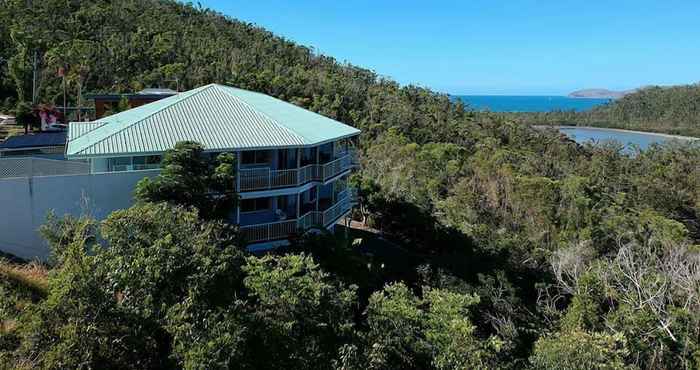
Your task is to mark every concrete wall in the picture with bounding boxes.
[0,170,158,260]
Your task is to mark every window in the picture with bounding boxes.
[319,143,333,163]
[278,148,298,169]
[241,150,271,165]
[108,157,131,171]
[255,150,270,163]
[132,155,161,166]
[240,198,271,213]
[241,151,255,164]
[146,155,161,164]
[301,147,317,166]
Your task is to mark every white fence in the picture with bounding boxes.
[0,157,90,179]
[0,170,159,260]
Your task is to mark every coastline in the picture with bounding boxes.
[534,125,700,141]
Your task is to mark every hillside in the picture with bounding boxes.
[1,1,699,369]
[588,84,700,135]
[0,0,462,145]
[514,84,700,137]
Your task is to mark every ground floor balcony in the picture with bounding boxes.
[239,187,357,244]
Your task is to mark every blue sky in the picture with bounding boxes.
[198,0,700,95]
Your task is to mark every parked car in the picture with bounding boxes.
[45,122,67,131]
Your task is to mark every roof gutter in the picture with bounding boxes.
[65,132,361,160]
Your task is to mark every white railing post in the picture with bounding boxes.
[236,151,241,192]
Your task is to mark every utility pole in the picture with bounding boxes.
[58,66,66,121]
[77,82,82,121]
[63,74,66,121]
[32,50,37,105]
[27,0,36,105]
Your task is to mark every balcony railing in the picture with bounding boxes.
[238,150,357,192]
[111,163,161,172]
[239,219,298,244]
[240,190,354,243]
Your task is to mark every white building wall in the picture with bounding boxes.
[0,170,158,260]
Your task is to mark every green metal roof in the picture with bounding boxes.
[66,84,360,159]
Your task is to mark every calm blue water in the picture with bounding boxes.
[557,127,697,150]
[454,95,611,112]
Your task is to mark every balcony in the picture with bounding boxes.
[240,189,356,243]
[238,150,357,192]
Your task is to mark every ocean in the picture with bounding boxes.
[453,95,611,112]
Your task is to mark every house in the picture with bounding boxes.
[66,83,360,249]
[0,132,67,159]
[88,88,178,119]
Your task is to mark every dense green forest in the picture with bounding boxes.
[1,1,700,369]
[507,85,700,137]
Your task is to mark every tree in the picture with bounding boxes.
[1,1,699,369]
[15,214,161,370]
[530,330,631,370]
[548,211,700,369]
[97,202,245,323]
[23,203,247,369]
[354,282,502,370]
[166,296,247,370]
[134,141,238,220]
[242,253,358,369]
[13,101,37,134]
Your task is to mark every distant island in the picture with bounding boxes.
[568,88,635,99]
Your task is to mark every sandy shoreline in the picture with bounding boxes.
[534,125,699,141]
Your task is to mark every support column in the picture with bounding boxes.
[236,151,241,224]
[236,150,241,192]
[315,146,321,180]
[315,185,320,211]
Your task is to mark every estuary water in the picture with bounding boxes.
[451,95,698,150]
[555,126,698,150]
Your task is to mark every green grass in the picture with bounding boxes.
[0,259,48,340]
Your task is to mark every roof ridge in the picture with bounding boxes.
[213,85,309,144]
[71,84,215,156]
[216,85,358,143]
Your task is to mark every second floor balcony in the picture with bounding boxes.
[238,147,358,192]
